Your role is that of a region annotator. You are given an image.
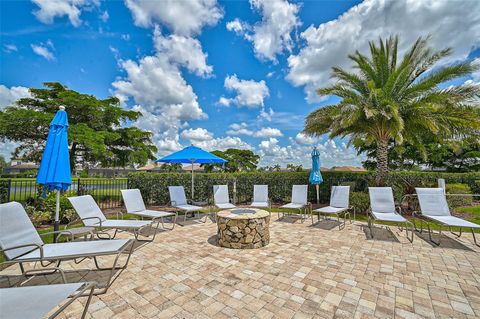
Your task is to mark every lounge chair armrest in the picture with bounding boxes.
[115,211,124,219]
[79,216,103,227]
[40,229,79,237]
[1,243,44,260]
[395,205,404,215]
[170,200,177,207]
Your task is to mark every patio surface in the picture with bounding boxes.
[1,213,480,318]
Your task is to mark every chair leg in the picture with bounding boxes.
[405,221,414,243]
[449,226,462,237]
[368,216,374,238]
[427,223,441,246]
[471,228,480,247]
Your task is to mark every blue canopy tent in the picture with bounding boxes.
[309,146,323,204]
[36,106,72,236]
[156,145,227,200]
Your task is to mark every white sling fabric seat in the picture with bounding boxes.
[0,202,134,295]
[0,282,95,319]
[213,185,237,210]
[415,188,480,246]
[250,185,269,209]
[121,189,176,221]
[69,195,159,241]
[168,186,205,223]
[368,187,413,242]
[313,186,352,228]
[280,185,309,222]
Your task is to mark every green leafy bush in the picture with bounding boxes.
[350,192,370,214]
[445,184,473,208]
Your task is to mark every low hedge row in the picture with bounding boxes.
[127,171,480,207]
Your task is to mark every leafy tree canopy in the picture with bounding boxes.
[304,36,480,184]
[0,82,157,171]
[202,149,260,172]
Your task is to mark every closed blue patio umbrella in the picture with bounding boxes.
[309,146,323,204]
[36,106,71,236]
[156,145,227,200]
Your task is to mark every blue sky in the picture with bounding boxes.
[1,0,479,168]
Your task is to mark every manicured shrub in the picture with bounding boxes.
[350,192,370,214]
[445,184,473,208]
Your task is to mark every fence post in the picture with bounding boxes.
[77,178,81,196]
[6,179,12,203]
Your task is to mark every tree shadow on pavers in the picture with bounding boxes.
[414,230,475,251]
[310,219,341,230]
[361,225,401,243]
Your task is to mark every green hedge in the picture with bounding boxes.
[127,171,480,206]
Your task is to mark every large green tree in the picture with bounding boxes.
[304,36,480,185]
[202,149,260,172]
[0,82,157,172]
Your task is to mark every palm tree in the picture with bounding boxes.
[304,36,480,185]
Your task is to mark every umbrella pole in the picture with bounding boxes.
[54,190,60,243]
[316,184,319,205]
[191,162,194,201]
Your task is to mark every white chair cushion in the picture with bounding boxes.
[0,283,84,319]
[132,209,175,218]
[281,203,305,209]
[330,186,350,208]
[213,185,230,205]
[291,185,308,205]
[19,239,131,261]
[97,219,152,229]
[250,201,269,208]
[253,185,268,203]
[369,187,396,214]
[371,211,407,222]
[315,206,348,214]
[425,215,480,228]
[0,202,43,260]
[176,204,202,211]
[169,186,188,206]
[68,195,107,225]
[416,188,451,216]
[216,203,236,209]
[121,189,147,213]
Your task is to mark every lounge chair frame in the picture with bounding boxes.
[69,195,162,242]
[411,190,480,247]
[121,189,178,230]
[169,186,207,224]
[312,186,354,229]
[249,185,272,216]
[0,281,95,319]
[279,185,311,223]
[368,187,413,242]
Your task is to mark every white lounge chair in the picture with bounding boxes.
[0,282,95,319]
[213,185,237,210]
[121,189,177,230]
[168,186,206,223]
[280,185,310,222]
[0,202,134,295]
[69,195,161,241]
[368,187,413,242]
[415,188,480,247]
[313,186,353,229]
[250,185,271,213]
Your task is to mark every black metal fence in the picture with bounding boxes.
[0,178,128,209]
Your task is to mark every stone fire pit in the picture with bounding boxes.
[216,208,270,249]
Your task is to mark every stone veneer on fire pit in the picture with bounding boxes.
[216,208,270,249]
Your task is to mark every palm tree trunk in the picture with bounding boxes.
[376,138,389,186]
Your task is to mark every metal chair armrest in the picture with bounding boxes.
[79,216,103,227]
[1,243,44,260]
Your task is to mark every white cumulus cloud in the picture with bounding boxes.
[287,0,480,102]
[180,128,214,142]
[125,0,223,36]
[0,85,31,110]
[32,0,99,27]
[227,0,301,62]
[254,127,283,138]
[221,74,269,108]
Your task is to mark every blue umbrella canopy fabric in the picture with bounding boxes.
[36,107,72,191]
[156,145,227,164]
[156,145,227,200]
[309,147,323,185]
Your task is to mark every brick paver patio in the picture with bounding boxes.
[1,213,479,318]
